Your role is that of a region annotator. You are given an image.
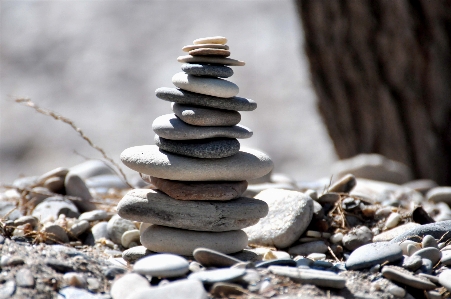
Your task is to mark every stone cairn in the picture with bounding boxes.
[117,36,273,256]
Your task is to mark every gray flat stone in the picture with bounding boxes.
[412,247,442,265]
[390,220,451,243]
[133,254,189,278]
[439,270,451,291]
[32,197,80,220]
[110,273,150,299]
[141,225,248,255]
[172,72,238,98]
[181,63,233,78]
[122,246,154,263]
[68,160,115,180]
[153,114,252,140]
[189,48,230,57]
[107,214,136,245]
[440,250,451,265]
[121,145,273,181]
[373,222,421,242]
[268,266,346,289]
[244,189,313,248]
[155,87,257,111]
[154,135,240,159]
[381,266,436,290]
[193,248,242,268]
[345,242,403,270]
[178,55,245,66]
[69,220,90,237]
[127,279,208,299]
[90,221,108,241]
[144,175,247,200]
[342,226,373,251]
[78,210,108,222]
[64,173,96,212]
[85,174,129,190]
[172,103,241,126]
[188,268,246,284]
[117,189,268,232]
[183,44,229,52]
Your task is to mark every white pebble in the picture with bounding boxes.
[307,253,326,261]
[330,233,343,244]
[384,212,401,230]
[121,229,140,248]
[388,285,406,298]
[263,250,290,261]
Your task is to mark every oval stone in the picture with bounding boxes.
[117,189,268,231]
[153,114,252,140]
[177,55,245,66]
[133,254,189,278]
[154,136,240,159]
[189,48,230,57]
[156,87,257,111]
[172,103,241,126]
[193,36,227,45]
[181,63,233,78]
[141,225,248,255]
[172,72,238,98]
[183,44,229,52]
[120,145,273,181]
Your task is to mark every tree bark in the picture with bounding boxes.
[296,0,451,185]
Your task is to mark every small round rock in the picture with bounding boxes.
[133,254,189,278]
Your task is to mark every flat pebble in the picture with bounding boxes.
[118,189,267,231]
[110,273,150,299]
[373,223,420,242]
[69,220,90,237]
[255,259,296,268]
[172,72,238,98]
[121,145,273,181]
[133,254,189,277]
[307,253,326,261]
[268,266,346,289]
[183,44,229,51]
[141,225,248,255]
[32,197,80,220]
[15,268,35,288]
[42,223,69,244]
[381,266,436,290]
[263,250,290,260]
[328,174,356,193]
[44,176,65,193]
[58,287,100,299]
[127,279,207,299]
[210,282,247,297]
[107,214,136,245]
[181,63,233,78]
[85,174,129,191]
[193,248,242,268]
[14,216,38,228]
[154,135,240,159]
[45,258,75,273]
[177,55,245,66]
[79,210,108,222]
[412,247,442,265]
[156,87,257,111]
[440,250,451,265]
[244,189,313,248]
[37,167,69,184]
[68,160,115,180]
[122,246,154,263]
[438,270,451,291]
[173,103,241,126]
[288,241,328,256]
[426,187,451,204]
[390,220,451,243]
[342,226,373,251]
[194,36,227,44]
[0,280,15,299]
[188,268,246,284]
[345,242,403,270]
[153,114,252,140]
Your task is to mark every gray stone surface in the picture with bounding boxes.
[181,63,233,78]
[390,220,451,243]
[64,173,96,212]
[268,266,346,289]
[244,189,313,248]
[188,268,246,284]
[153,114,252,140]
[193,36,227,44]
[342,226,373,251]
[412,247,442,265]
[127,279,208,299]
[381,266,436,290]
[107,214,136,245]
[193,248,242,268]
[90,221,109,242]
[110,273,150,299]
[32,197,80,220]
[439,270,451,291]
[177,55,245,66]
[426,187,451,204]
[122,246,154,264]
[183,44,229,52]
[373,222,421,242]
[145,175,247,200]
[155,135,240,159]
[189,48,230,57]
[345,242,403,270]
[172,103,241,126]
[117,189,268,232]
[133,254,189,277]
[15,268,35,288]
[0,281,16,299]
[78,210,108,222]
[141,225,248,255]
[69,220,90,237]
[121,145,273,181]
[172,72,238,98]
[42,223,69,243]
[155,87,257,111]
[85,174,129,190]
[67,160,115,180]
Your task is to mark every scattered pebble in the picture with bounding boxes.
[133,254,189,278]
[193,248,242,268]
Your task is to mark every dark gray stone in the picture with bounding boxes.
[390,220,451,243]
[155,136,240,159]
[181,63,233,78]
[345,242,403,270]
[155,87,257,111]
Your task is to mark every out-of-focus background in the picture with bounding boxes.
[0,1,338,184]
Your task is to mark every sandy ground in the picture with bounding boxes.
[0,0,337,184]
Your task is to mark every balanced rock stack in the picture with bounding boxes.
[117,36,274,256]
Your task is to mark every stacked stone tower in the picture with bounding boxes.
[117,36,273,255]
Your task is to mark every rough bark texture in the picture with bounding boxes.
[296,0,451,185]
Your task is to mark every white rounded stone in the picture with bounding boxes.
[193,36,227,45]
[133,254,189,278]
[172,72,238,98]
[121,229,140,248]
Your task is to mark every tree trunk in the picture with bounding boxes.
[296,0,451,185]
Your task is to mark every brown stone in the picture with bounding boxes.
[142,175,248,200]
[188,48,230,57]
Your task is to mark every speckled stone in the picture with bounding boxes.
[121,145,273,181]
[183,44,229,52]
[345,242,403,270]
[154,136,240,159]
[172,103,241,126]
[181,63,233,78]
[178,55,245,66]
[193,36,227,45]
[117,189,268,231]
[141,225,248,255]
[189,48,230,57]
[156,87,257,111]
[144,176,247,200]
[172,72,239,98]
[153,114,252,140]
[390,220,451,243]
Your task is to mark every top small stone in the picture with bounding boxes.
[193,36,227,45]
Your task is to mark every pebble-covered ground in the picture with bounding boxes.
[1,156,451,299]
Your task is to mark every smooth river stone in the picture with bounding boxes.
[345,242,403,270]
[390,220,451,243]
[172,72,238,98]
[120,145,274,181]
[181,63,233,78]
[141,225,248,255]
[154,135,240,159]
[145,176,248,200]
[156,87,257,111]
[381,266,436,290]
[183,44,229,52]
[189,48,230,57]
[177,55,245,66]
[172,103,241,126]
[193,36,227,45]
[117,189,268,231]
[153,114,252,140]
[133,254,189,277]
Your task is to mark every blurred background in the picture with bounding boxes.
[0,1,338,184]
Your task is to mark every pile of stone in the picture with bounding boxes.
[117,36,273,256]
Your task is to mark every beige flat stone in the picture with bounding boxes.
[177,55,245,66]
[183,44,229,52]
[141,225,248,255]
[193,36,227,45]
[189,48,230,57]
[120,145,273,181]
[172,72,238,98]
